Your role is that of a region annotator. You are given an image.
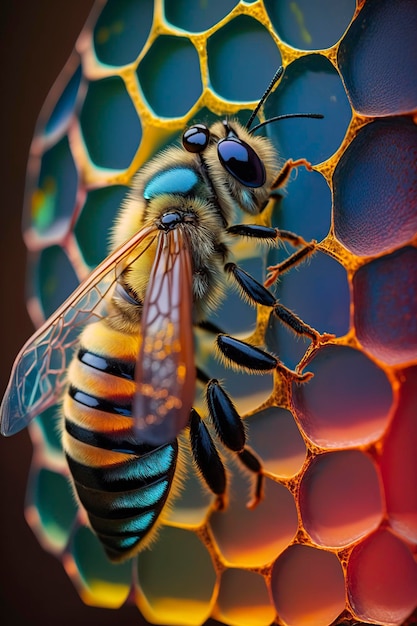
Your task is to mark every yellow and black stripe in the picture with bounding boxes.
[62,321,178,562]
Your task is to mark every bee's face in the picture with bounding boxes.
[183,119,279,216]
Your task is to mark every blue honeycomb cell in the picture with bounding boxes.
[93,0,154,66]
[333,117,417,256]
[165,0,238,32]
[265,0,356,51]
[338,0,417,116]
[35,246,79,319]
[44,65,82,138]
[27,136,78,240]
[207,15,282,102]
[265,251,350,369]
[264,54,352,165]
[80,76,142,169]
[137,36,202,118]
[353,247,417,365]
[74,185,128,268]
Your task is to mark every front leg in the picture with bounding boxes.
[271,157,314,190]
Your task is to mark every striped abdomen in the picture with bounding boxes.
[62,321,178,562]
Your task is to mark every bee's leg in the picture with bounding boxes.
[271,157,313,191]
[224,262,332,346]
[264,240,317,288]
[227,223,279,242]
[216,333,313,381]
[206,379,265,509]
[189,408,227,510]
[226,224,318,288]
[196,319,225,335]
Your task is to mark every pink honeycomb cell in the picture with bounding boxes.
[347,529,417,626]
[292,345,394,448]
[271,544,345,626]
[245,407,307,479]
[381,366,417,543]
[353,247,417,365]
[299,450,384,548]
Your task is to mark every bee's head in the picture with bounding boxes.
[182,118,279,216]
[181,66,322,218]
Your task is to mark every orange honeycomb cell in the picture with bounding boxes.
[270,544,346,626]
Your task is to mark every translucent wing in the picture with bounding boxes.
[134,228,195,446]
[0,224,158,437]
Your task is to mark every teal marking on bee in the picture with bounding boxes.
[143,167,199,200]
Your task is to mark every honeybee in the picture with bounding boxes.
[1,67,327,562]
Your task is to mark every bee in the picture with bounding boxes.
[1,67,327,562]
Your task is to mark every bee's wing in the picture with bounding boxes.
[0,224,158,437]
[134,227,195,446]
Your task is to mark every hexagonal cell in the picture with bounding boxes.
[34,245,79,319]
[31,405,65,461]
[292,344,394,448]
[80,76,142,170]
[69,524,132,608]
[24,135,78,241]
[137,36,202,118]
[216,568,275,626]
[264,54,352,165]
[333,118,417,257]
[380,366,417,544]
[353,247,417,365]
[199,356,274,420]
[163,438,213,528]
[209,254,261,336]
[271,168,332,244]
[271,544,345,626]
[347,529,417,626]
[44,64,82,139]
[74,185,128,268]
[165,0,238,32]
[299,450,384,548]
[209,470,298,568]
[93,0,153,66]
[338,0,417,116]
[265,0,356,50]
[265,251,350,369]
[245,407,307,479]
[136,526,216,625]
[26,467,77,554]
[207,15,281,102]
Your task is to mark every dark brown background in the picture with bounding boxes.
[0,2,160,625]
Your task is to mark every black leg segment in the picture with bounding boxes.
[225,263,275,307]
[206,379,246,452]
[189,408,227,509]
[227,223,278,242]
[216,334,278,372]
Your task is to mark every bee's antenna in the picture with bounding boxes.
[249,113,324,135]
[245,66,284,131]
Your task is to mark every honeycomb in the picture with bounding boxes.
[18,1,417,625]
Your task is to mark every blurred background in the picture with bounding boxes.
[0,2,150,624]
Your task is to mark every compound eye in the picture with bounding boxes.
[182,124,210,153]
[217,138,266,188]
